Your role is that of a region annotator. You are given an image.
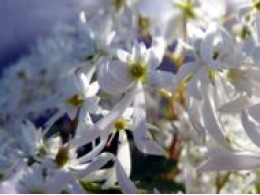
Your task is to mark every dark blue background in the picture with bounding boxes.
[0,0,90,69]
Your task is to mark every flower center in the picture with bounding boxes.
[254,0,260,11]
[212,50,220,61]
[138,16,150,32]
[175,1,196,19]
[66,94,85,107]
[112,0,124,12]
[226,69,243,83]
[129,62,147,82]
[29,189,46,194]
[55,147,69,168]
[37,145,46,158]
[240,25,252,39]
[114,119,127,131]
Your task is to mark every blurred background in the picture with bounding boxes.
[0,0,90,67]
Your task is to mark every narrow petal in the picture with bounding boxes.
[198,152,260,172]
[77,138,107,164]
[187,77,202,100]
[202,94,230,148]
[186,97,205,137]
[86,81,100,97]
[117,131,131,177]
[115,160,139,194]
[256,13,260,43]
[70,126,103,148]
[175,62,196,85]
[76,66,96,91]
[148,36,166,68]
[218,95,249,113]
[79,153,114,178]
[133,83,165,155]
[241,110,260,148]
[247,103,260,124]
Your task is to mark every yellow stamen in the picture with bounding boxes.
[114,119,127,131]
[55,147,69,168]
[66,94,85,107]
[129,62,147,82]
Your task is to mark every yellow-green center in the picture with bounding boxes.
[208,70,217,81]
[254,0,260,11]
[66,94,85,107]
[114,119,127,131]
[37,145,46,158]
[129,62,147,82]
[138,16,150,31]
[240,26,252,39]
[212,50,220,60]
[112,0,124,12]
[175,1,196,19]
[55,147,69,168]
[226,69,243,83]
[29,189,46,194]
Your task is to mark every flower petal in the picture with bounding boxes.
[98,60,131,95]
[241,110,260,148]
[115,160,138,194]
[247,103,260,124]
[79,153,114,178]
[198,150,260,172]
[218,95,249,113]
[133,83,165,155]
[117,131,131,177]
[175,62,196,85]
[202,93,230,148]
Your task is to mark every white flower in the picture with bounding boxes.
[97,39,171,155]
[62,68,101,120]
[16,163,79,194]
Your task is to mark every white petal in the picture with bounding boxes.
[198,152,260,172]
[77,66,95,92]
[79,153,114,178]
[77,139,107,164]
[175,62,196,85]
[247,103,260,124]
[115,160,139,194]
[148,36,166,68]
[132,41,147,62]
[117,131,131,177]
[97,85,136,131]
[149,70,175,91]
[256,13,260,43]
[85,81,100,97]
[71,126,103,148]
[84,169,112,182]
[116,49,132,63]
[186,97,205,136]
[133,83,165,155]
[241,110,260,148]
[81,96,100,115]
[187,77,201,100]
[0,181,17,194]
[47,171,74,193]
[98,61,131,95]
[202,94,230,148]
[218,95,249,113]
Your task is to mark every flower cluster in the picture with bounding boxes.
[2,0,260,193]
